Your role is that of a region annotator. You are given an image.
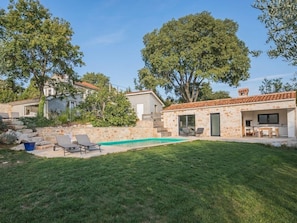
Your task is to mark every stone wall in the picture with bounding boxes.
[0,103,11,114]
[36,120,160,144]
[163,106,242,138]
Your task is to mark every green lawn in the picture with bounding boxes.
[0,140,296,223]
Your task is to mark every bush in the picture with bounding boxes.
[48,108,86,126]
[0,117,7,133]
[19,116,54,130]
[0,131,17,144]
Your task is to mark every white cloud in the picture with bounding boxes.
[246,72,295,83]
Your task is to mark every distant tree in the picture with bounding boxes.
[0,0,84,99]
[81,72,110,88]
[259,76,297,94]
[259,78,284,94]
[125,86,132,93]
[0,78,23,102]
[18,78,39,100]
[137,12,250,102]
[283,75,297,91]
[0,80,17,102]
[253,0,297,65]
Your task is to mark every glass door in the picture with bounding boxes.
[210,113,220,136]
[179,115,195,136]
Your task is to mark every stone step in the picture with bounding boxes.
[30,137,43,143]
[157,128,170,133]
[9,120,24,125]
[35,143,55,150]
[19,129,34,134]
[27,132,39,138]
[7,124,26,130]
[160,131,172,137]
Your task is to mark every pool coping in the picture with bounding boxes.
[25,135,295,158]
[27,137,192,159]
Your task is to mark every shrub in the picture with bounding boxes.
[19,116,54,130]
[0,117,7,133]
[0,131,17,144]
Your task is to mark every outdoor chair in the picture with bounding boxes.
[0,113,9,119]
[10,112,20,119]
[75,134,102,152]
[196,128,204,137]
[181,127,190,136]
[54,135,82,156]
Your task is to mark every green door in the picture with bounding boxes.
[211,113,220,136]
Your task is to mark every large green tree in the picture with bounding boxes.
[253,0,297,65]
[137,12,250,102]
[0,0,84,99]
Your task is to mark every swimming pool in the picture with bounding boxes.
[100,137,187,148]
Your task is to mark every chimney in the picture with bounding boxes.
[238,88,249,97]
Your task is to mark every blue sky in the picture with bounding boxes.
[1,0,296,97]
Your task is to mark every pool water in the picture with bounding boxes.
[100,138,186,148]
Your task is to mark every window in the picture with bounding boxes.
[245,120,251,127]
[258,113,279,124]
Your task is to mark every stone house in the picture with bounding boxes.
[162,89,296,138]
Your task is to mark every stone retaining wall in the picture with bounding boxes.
[36,120,160,144]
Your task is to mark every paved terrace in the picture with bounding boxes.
[27,136,297,159]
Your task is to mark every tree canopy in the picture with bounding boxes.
[253,0,297,65]
[18,78,39,100]
[136,12,250,102]
[78,89,137,127]
[81,72,110,89]
[0,0,84,98]
[78,72,137,127]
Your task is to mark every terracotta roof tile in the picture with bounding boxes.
[164,91,296,111]
[74,81,99,90]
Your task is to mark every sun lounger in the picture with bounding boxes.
[11,112,20,119]
[0,113,9,119]
[75,134,101,152]
[54,135,82,156]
